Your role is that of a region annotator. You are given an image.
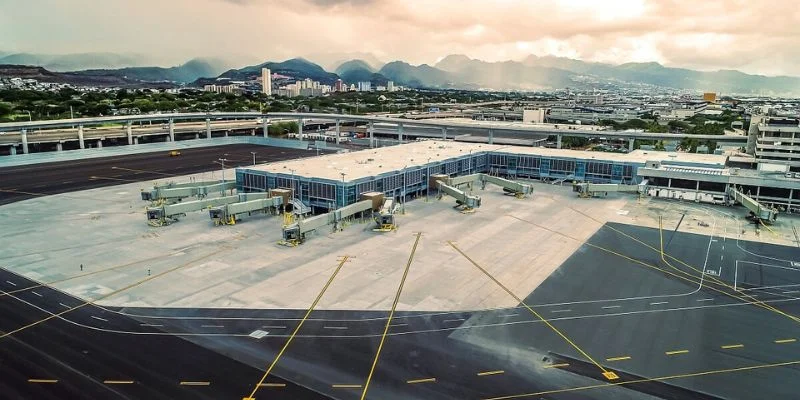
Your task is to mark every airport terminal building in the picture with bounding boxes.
[236,141,800,214]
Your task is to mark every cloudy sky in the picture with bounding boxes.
[1,0,799,76]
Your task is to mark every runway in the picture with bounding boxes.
[0,144,322,205]
[2,201,800,399]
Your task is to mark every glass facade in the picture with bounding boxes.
[236,151,642,208]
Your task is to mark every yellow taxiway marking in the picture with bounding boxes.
[543,363,570,369]
[243,256,351,399]
[606,356,632,362]
[665,350,690,355]
[481,359,800,400]
[721,344,744,349]
[448,241,617,381]
[179,381,211,386]
[28,379,58,383]
[104,380,134,384]
[477,370,505,376]
[406,377,437,384]
[775,338,796,344]
[333,384,363,389]
[259,383,286,387]
[360,233,423,399]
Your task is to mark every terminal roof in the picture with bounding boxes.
[244,141,729,182]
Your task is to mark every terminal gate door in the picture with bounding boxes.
[540,158,551,178]
[575,161,586,181]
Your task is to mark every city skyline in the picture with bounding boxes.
[1,0,799,77]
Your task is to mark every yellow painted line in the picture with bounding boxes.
[543,363,570,369]
[480,359,800,400]
[179,381,211,386]
[104,380,134,384]
[606,356,632,362]
[259,383,286,387]
[333,384,363,388]
[721,344,744,349]
[477,370,505,376]
[243,256,351,399]
[448,241,616,380]
[360,233,423,399]
[0,249,226,340]
[406,377,437,384]
[775,338,797,344]
[665,350,690,355]
[28,379,58,383]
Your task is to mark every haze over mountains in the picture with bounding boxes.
[2,51,800,95]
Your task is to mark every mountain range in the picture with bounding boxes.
[2,51,800,95]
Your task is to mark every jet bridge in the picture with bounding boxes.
[373,198,398,232]
[573,180,647,198]
[141,180,236,204]
[727,186,778,224]
[280,192,388,246]
[437,180,482,212]
[445,173,533,198]
[209,196,283,225]
[281,199,375,246]
[146,192,271,226]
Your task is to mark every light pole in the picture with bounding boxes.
[217,158,229,196]
[250,152,257,165]
[290,169,296,202]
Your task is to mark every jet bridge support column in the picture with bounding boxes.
[78,125,85,149]
[488,129,494,145]
[9,146,17,155]
[628,138,635,151]
[126,122,133,145]
[56,142,63,151]
[442,127,447,140]
[262,118,269,138]
[205,118,211,139]
[398,123,404,142]
[556,134,562,149]
[20,129,28,154]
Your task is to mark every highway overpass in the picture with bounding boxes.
[0,112,748,155]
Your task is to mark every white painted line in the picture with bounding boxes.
[551,309,572,313]
[783,290,800,294]
[649,301,669,305]
[390,323,409,327]
[200,325,224,328]
[601,305,622,309]
[59,302,71,308]
[262,325,287,329]
[696,298,714,302]
[249,329,269,339]
[140,323,163,327]
[91,316,109,322]
[443,318,465,323]
[31,291,42,297]
[323,326,348,330]
[502,313,519,317]
[5,280,16,286]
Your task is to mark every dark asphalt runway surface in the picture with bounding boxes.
[0,144,323,206]
[3,152,800,400]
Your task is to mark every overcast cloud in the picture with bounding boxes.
[0,0,798,76]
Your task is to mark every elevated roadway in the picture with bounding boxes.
[0,112,748,156]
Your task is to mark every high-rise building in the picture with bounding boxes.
[334,79,344,92]
[748,116,800,172]
[261,68,272,96]
[387,81,394,92]
[358,81,371,92]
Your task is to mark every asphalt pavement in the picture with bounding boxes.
[0,144,323,205]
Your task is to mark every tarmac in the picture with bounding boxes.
[2,149,800,399]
